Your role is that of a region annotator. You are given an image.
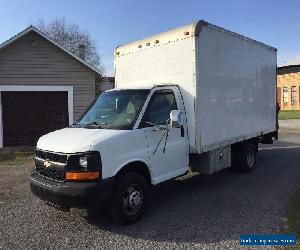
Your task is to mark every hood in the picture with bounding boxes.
[37,127,125,153]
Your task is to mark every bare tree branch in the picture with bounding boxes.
[36,18,103,73]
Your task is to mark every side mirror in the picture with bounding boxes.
[170,110,183,128]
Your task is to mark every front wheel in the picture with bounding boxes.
[111,172,149,224]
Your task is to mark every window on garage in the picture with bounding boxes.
[283,87,289,104]
[291,86,297,104]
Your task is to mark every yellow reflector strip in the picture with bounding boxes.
[66,172,99,180]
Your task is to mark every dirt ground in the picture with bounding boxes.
[0,159,33,203]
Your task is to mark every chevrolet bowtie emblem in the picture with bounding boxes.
[43,160,51,168]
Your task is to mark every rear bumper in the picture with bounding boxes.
[30,172,115,209]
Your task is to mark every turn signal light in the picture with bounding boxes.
[66,171,100,181]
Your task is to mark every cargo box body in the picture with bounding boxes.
[115,21,277,154]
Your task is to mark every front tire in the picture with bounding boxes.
[111,172,149,224]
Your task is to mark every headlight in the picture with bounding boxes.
[67,151,101,172]
[79,156,88,168]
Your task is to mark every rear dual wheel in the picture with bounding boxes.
[231,141,257,172]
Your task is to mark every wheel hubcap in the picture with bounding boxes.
[129,190,142,208]
[246,151,255,168]
[122,185,143,216]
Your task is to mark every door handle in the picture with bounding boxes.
[181,125,184,137]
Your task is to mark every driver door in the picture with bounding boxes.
[140,88,189,184]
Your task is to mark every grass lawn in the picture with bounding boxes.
[0,147,34,165]
[278,110,300,120]
[286,189,300,248]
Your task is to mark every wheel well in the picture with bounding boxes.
[231,138,258,152]
[116,161,152,185]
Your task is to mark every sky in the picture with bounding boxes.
[1,0,300,76]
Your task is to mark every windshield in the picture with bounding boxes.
[77,89,149,129]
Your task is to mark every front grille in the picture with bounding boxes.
[35,150,67,181]
[36,150,67,163]
[36,164,66,181]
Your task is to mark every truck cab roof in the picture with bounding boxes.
[111,83,178,91]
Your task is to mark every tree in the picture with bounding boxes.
[37,18,103,73]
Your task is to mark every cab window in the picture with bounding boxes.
[141,90,177,126]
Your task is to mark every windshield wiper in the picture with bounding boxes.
[84,122,108,128]
[70,123,82,128]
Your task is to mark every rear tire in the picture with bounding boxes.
[231,144,239,170]
[111,172,149,224]
[231,142,257,173]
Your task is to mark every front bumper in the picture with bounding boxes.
[30,172,115,209]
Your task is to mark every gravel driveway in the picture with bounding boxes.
[0,132,300,250]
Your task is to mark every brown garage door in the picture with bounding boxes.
[2,91,69,147]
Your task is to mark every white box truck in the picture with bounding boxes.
[30,20,277,224]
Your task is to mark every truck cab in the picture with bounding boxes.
[30,84,189,224]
